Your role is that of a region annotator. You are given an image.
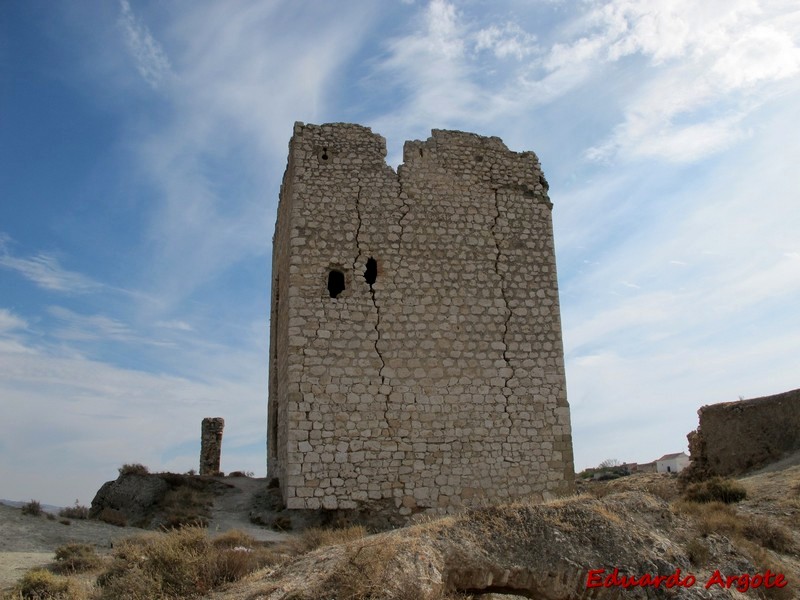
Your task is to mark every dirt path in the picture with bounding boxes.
[206,477,288,543]
[0,503,137,591]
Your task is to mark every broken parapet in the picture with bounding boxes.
[200,417,225,476]
[686,388,800,477]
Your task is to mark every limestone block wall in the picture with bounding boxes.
[687,388,800,476]
[200,417,224,476]
[268,122,574,515]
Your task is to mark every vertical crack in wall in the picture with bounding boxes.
[491,188,513,414]
[353,184,386,387]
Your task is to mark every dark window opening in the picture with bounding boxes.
[320,147,329,161]
[328,269,345,298]
[364,257,377,286]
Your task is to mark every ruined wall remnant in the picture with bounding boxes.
[200,417,224,476]
[268,122,574,516]
[687,388,800,477]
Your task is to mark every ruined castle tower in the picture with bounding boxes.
[200,417,224,476]
[268,122,573,515]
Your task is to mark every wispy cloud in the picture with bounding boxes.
[474,23,538,60]
[0,308,27,332]
[118,0,172,89]
[0,237,100,294]
[574,0,800,162]
[0,330,267,504]
[371,0,800,165]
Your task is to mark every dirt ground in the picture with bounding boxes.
[0,476,288,592]
[0,503,137,591]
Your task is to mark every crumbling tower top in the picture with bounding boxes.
[268,122,573,520]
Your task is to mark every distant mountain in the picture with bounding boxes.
[0,499,64,514]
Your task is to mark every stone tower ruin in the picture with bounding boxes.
[268,122,574,516]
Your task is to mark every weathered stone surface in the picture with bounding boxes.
[686,387,800,477]
[89,474,169,523]
[268,123,574,516]
[212,491,749,600]
[201,417,224,476]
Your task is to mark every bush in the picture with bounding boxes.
[21,500,43,517]
[11,568,80,599]
[211,529,258,549]
[685,538,710,566]
[52,543,103,574]
[95,566,162,600]
[59,501,89,520]
[97,507,127,527]
[159,486,211,530]
[683,477,747,503]
[118,463,149,476]
[741,516,796,553]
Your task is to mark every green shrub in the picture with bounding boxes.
[683,477,747,503]
[21,500,42,517]
[52,543,103,574]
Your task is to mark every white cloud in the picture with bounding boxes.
[156,320,194,332]
[0,245,99,294]
[572,0,800,162]
[0,321,267,505]
[118,1,376,307]
[0,309,27,332]
[118,0,172,89]
[475,23,538,59]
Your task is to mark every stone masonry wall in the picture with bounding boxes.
[200,417,224,476]
[687,388,800,477]
[268,122,574,516]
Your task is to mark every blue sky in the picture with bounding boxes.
[1,0,799,506]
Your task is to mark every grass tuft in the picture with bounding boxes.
[96,508,127,527]
[21,500,43,517]
[9,569,81,599]
[683,477,747,504]
[59,501,89,520]
[117,463,149,477]
[52,543,103,574]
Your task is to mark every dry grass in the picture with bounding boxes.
[117,463,149,476]
[93,526,289,599]
[52,544,104,574]
[675,500,740,537]
[739,541,795,600]
[740,515,796,553]
[95,508,127,528]
[683,477,747,504]
[674,499,796,556]
[5,569,84,600]
[59,502,89,520]
[21,501,43,517]
[159,486,211,529]
[684,538,710,566]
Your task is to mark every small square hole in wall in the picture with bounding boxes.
[328,269,345,298]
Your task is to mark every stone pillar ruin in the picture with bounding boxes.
[200,417,224,476]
